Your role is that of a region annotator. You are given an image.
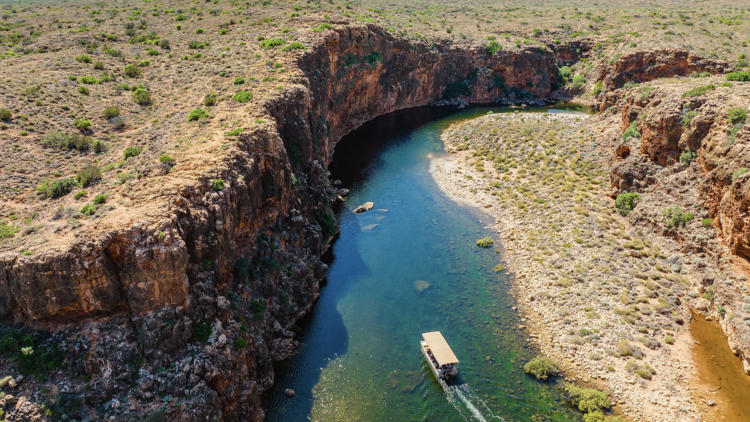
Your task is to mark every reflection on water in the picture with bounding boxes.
[263,105,590,422]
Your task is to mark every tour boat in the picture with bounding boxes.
[420,331,459,382]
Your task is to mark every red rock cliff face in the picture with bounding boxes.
[0,23,562,421]
[600,49,733,92]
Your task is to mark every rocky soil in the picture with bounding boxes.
[432,112,739,422]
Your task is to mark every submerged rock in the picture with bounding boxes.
[285,389,295,397]
[354,202,374,213]
[414,280,431,292]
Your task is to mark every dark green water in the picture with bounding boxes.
[263,105,589,422]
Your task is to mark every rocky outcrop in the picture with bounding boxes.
[601,48,733,91]
[0,22,564,422]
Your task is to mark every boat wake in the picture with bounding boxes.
[441,381,504,422]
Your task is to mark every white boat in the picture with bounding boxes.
[420,331,459,382]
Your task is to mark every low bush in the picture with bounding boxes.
[93,194,106,204]
[188,109,209,121]
[569,75,586,91]
[732,168,749,181]
[190,323,212,344]
[0,224,19,239]
[487,40,502,55]
[225,128,243,137]
[132,88,151,105]
[662,206,694,229]
[79,76,96,85]
[281,41,306,52]
[562,384,611,414]
[74,54,91,63]
[614,192,640,215]
[679,148,697,167]
[102,107,120,119]
[0,108,11,121]
[233,91,253,103]
[523,356,560,380]
[204,93,217,106]
[123,64,141,78]
[74,190,87,199]
[681,84,716,98]
[320,212,338,238]
[123,146,141,158]
[728,107,748,124]
[312,23,333,32]
[93,61,104,70]
[592,81,603,96]
[80,203,96,215]
[702,218,713,228]
[74,119,92,131]
[260,38,286,49]
[77,86,90,95]
[212,178,225,191]
[233,76,245,85]
[476,237,494,247]
[725,71,750,81]
[41,131,91,151]
[76,165,101,187]
[36,178,77,199]
[146,48,159,56]
[664,335,675,345]
[622,122,640,140]
[234,338,247,349]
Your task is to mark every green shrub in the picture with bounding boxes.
[320,212,338,238]
[682,84,716,98]
[662,206,694,229]
[721,82,733,87]
[146,48,159,56]
[233,91,253,103]
[728,108,748,124]
[476,237,494,247]
[0,326,66,376]
[234,338,247,349]
[74,119,92,131]
[74,190,87,200]
[123,64,141,78]
[251,299,267,319]
[523,357,560,380]
[188,109,209,121]
[123,146,141,158]
[679,148,697,167]
[76,165,101,187]
[132,88,151,105]
[487,40,502,55]
[281,41,306,51]
[702,218,713,228]
[615,192,640,215]
[36,178,77,198]
[562,384,611,414]
[260,38,286,49]
[195,28,204,34]
[175,14,187,21]
[233,76,245,85]
[102,107,120,119]
[225,128,243,137]
[80,203,96,215]
[622,122,640,140]
[79,76,96,85]
[190,323,212,344]
[93,60,105,70]
[204,93,217,106]
[93,194,106,204]
[234,257,255,283]
[219,28,228,35]
[664,335,675,345]
[570,75,586,91]
[41,132,91,151]
[137,60,150,67]
[592,81,603,96]
[75,54,91,63]
[312,23,333,32]
[212,178,225,191]
[0,108,11,121]
[732,168,749,181]
[77,86,90,95]
[726,71,750,81]
[158,154,175,164]
[0,224,19,239]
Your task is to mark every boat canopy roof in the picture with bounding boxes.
[422,331,459,365]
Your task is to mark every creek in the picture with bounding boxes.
[263,104,592,421]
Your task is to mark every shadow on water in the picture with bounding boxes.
[263,103,591,422]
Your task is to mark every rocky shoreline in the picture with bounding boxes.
[429,112,725,421]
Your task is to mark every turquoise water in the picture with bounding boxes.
[263,105,589,422]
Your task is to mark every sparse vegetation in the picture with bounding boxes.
[476,237,494,247]
[188,109,210,121]
[523,356,560,380]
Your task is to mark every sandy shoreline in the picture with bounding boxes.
[428,112,707,422]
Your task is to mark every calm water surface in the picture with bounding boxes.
[263,105,590,422]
